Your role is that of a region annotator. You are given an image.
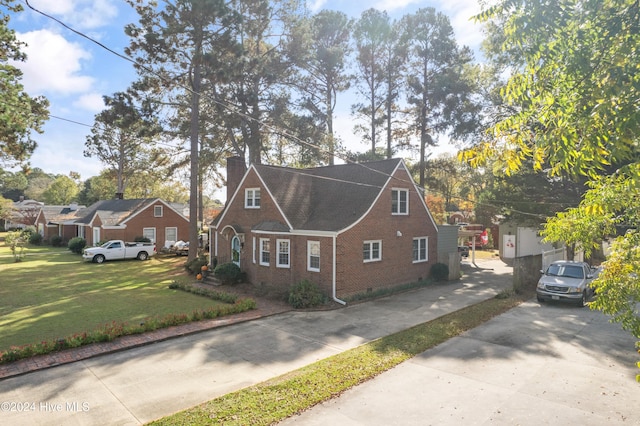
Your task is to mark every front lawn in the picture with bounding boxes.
[0,239,225,352]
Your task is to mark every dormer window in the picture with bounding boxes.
[391,189,408,215]
[245,188,261,208]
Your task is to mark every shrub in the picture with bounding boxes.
[213,262,241,285]
[29,232,43,245]
[68,237,87,254]
[50,235,64,247]
[21,226,37,238]
[430,262,449,281]
[5,230,27,262]
[168,280,239,303]
[134,236,151,242]
[288,280,325,309]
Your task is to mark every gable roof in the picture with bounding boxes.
[73,198,189,226]
[217,158,415,232]
[38,204,85,225]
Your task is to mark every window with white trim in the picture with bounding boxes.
[143,227,156,243]
[165,227,177,244]
[363,240,382,262]
[413,237,428,263]
[245,188,261,208]
[154,205,163,217]
[391,189,408,215]
[277,239,290,268]
[307,240,320,272]
[259,238,270,266]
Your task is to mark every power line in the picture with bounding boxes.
[21,0,552,220]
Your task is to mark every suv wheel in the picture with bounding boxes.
[576,291,587,307]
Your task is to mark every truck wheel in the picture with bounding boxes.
[137,251,149,261]
[94,254,105,264]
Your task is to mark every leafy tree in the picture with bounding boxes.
[352,9,409,159]
[475,158,586,225]
[352,9,389,156]
[125,0,235,260]
[218,0,301,166]
[402,8,479,188]
[23,168,54,201]
[0,0,49,166]
[425,193,446,225]
[77,172,117,205]
[469,0,640,374]
[0,169,28,200]
[42,175,79,205]
[292,10,352,165]
[84,90,161,197]
[0,195,13,224]
[4,229,27,261]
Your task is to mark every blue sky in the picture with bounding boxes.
[9,0,486,181]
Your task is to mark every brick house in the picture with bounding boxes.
[35,203,85,242]
[73,198,189,247]
[211,157,439,303]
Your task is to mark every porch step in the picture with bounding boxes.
[203,274,222,286]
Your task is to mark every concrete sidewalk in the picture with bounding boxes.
[7,258,634,426]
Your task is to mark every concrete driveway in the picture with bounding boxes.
[1,258,638,425]
[281,300,640,426]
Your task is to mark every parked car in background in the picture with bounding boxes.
[458,246,469,258]
[536,260,596,307]
[82,240,156,263]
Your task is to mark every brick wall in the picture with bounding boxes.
[214,166,439,300]
[335,168,438,298]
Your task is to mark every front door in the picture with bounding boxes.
[231,236,241,267]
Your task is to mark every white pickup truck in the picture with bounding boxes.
[82,240,156,263]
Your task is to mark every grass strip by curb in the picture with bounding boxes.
[148,293,526,425]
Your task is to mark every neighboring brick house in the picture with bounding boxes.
[211,157,439,303]
[3,198,43,230]
[73,198,189,247]
[35,203,85,242]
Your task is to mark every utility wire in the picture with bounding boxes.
[21,0,551,220]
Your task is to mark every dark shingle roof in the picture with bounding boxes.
[74,199,157,226]
[254,159,402,232]
[40,205,85,224]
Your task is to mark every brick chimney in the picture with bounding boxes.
[226,156,246,204]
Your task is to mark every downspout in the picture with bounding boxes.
[213,229,218,268]
[332,234,347,305]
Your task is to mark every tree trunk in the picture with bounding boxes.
[188,59,201,261]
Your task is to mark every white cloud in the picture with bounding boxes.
[308,0,329,12]
[14,29,95,95]
[434,0,484,50]
[373,0,421,13]
[73,93,105,113]
[26,0,118,30]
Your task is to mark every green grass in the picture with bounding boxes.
[0,237,226,351]
[149,294,525,426]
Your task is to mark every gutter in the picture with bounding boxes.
[332,234,347,305]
